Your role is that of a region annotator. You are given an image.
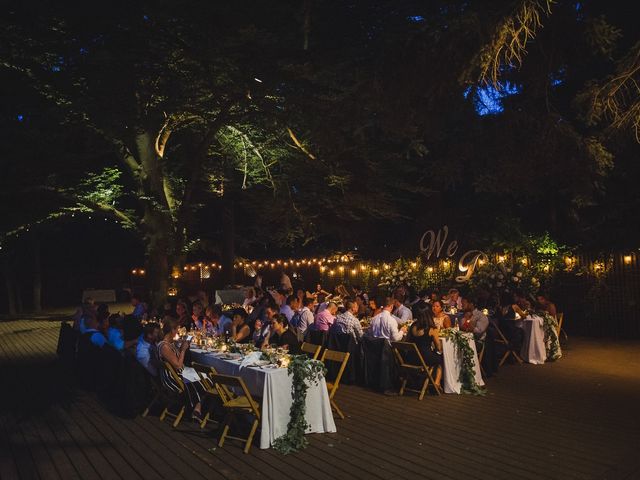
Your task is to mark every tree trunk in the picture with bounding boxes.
[221,195,235,286]
[31,235,42,313]
[143,208,174,310]
[2,260,17,316]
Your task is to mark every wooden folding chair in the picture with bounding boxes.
[301,342,322,360]
[192,362,220,429]
[477,340,487,378]
[391,342,442,400]
[491,324,523,366]
[557,313,568,342]
[210,374,261,454]
[159,361,187,428]
[142,374,163,417]
[320,349,350,419]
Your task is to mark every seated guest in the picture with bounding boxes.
[293,296,315,337]
[122,313,143,341]
[447,288,463,310]
[229,309,253,343]
[315,293,329,314]
[313,283,331,299]
[207,304,232,337]
[242,287,257,309]
[136,322,161,376]
[191,301,205,330]
[201,306,217,335]
[355,294,368,318]
[95,304,110,334]
[252,303,277,347]
[431,300,451,330]
[368,297,382,317]
[74,298,96,332]
[280,295,299,322]
[80,314,107,349]
[411,290,430,316]
[498,291,527,350]
[392,293,413,324]
[76,314,107,388]
[107,314,137,351]
[314,302,338,331]
[368,297,407,342]
[176,300,192,330]
[265,314,301,353]
[280,271,293,292]
[131,294,147,319]
[407,308,443,384]
[295,288,306,306]
[429,290,440,304]
[461,298,489,341]
[157,318,206,420]
[536,293,557,318]
[331,299,364,342]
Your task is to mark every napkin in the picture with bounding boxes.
[181,366,201,383]
[239,351,263,370]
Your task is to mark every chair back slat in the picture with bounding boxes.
[163,361,185,392]
[210,373,260,417]
[301,342,322,360]
[192,362,218,390]
[320,349,349,398]
[392,341,428,370]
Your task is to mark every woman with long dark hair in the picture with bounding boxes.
[407,308,443,385]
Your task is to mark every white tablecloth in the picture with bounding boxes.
[441,333,484,394]
[520,315,547,364]
[190,349,336,448]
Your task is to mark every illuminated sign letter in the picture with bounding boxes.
[455,250,488,283]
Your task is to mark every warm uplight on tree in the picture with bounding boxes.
[624,255,632,265]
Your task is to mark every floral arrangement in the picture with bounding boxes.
[273,355,326,454]
[378,257,424,291]
[440,328,486,395]
[468,261,541,300]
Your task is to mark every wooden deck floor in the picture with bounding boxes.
[1,319,639,480]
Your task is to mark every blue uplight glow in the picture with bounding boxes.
[465,82,521,116]
[407,15,425,23]
[17,114,24,122]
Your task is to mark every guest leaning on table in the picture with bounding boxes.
[229,308,253,343]
[157,317,206,420]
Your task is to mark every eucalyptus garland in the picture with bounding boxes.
[273,355,326,454]
[441,329,486,395]
[539,312,562,361]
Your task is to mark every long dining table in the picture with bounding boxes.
[189,348,337,449]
